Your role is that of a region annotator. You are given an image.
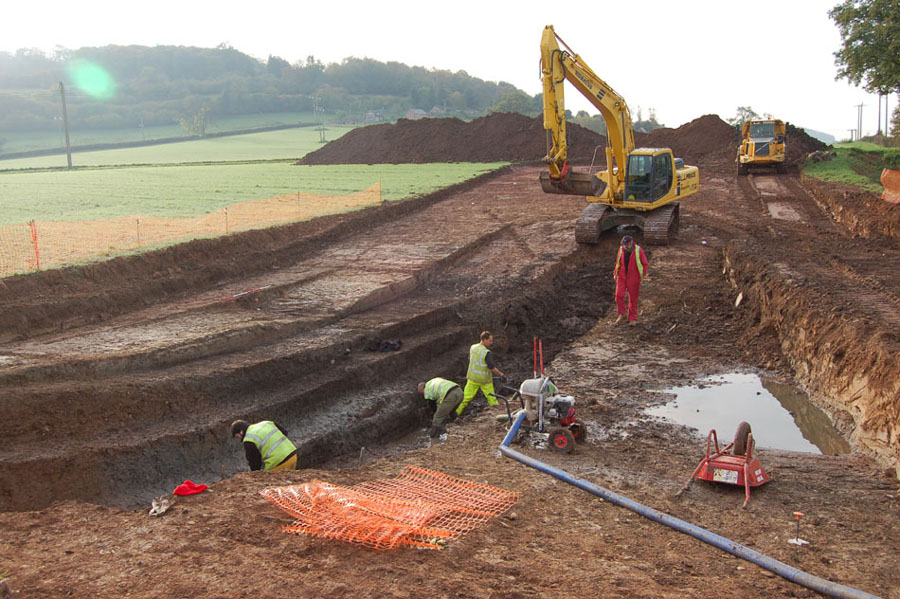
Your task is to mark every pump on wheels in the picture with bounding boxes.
[490,338,587,454]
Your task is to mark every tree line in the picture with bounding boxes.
[0,45,527,134]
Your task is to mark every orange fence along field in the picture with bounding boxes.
[0,183,381,278]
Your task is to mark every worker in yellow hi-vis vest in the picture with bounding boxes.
[455,330,504,417]
[418,377,464,437]
[231,419,298,471]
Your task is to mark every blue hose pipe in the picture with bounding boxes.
[499,411,881,599]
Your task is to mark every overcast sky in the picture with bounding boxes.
[1,0,888,140]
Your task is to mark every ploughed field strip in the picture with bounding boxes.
[0,166,589,510]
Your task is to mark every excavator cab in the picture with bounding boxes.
[625,150,674,203]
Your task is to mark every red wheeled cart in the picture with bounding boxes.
[677,422,770,508]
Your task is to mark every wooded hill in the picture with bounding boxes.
[0,46,527,133]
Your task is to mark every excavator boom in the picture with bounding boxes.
[541,26,634,200]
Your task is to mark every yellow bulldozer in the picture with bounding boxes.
[737,118,787,175]
[539,25,700,245]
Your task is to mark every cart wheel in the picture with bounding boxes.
[549,428,575,453]
[569,420,588,444]
[733,422,752,456]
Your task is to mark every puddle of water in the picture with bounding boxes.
[646,373,850,455]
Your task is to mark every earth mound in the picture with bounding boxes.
[299,111,829,168]
[634,114,830,166]
[297,113,607,165]
[635,114,736,164]
[785,122,831,163]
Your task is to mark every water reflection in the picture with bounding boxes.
[761,379,850,456]
[647,373,850,455]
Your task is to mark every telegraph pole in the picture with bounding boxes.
[877,94,882,135]
[855,103,864,141]
[885,95,890,136]
[58,82,72,168]
[314,97,326,143]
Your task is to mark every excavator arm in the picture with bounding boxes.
[541,25,635,200]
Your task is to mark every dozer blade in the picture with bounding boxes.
[540,171,606,197]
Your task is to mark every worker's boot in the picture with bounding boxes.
[428,425,446,438]
[615,315,624,325]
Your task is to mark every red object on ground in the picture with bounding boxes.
[173,480,208,496]
[881,169,900,204]
[681,427,770,508]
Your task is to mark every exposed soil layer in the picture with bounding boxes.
[1,113,898,599]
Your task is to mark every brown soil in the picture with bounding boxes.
[298,112,828,170]
[298,113,606,165]
[1,114,898,599]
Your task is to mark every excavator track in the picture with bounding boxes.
[574,203,611,244]
[643,203,679,246]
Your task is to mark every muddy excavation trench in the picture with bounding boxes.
[0,114,898,599]
[0,166,613,511]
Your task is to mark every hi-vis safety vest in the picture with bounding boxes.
[466,343,492,384]
[614,245,645,280]
[424,378,458,404]
[245,421,297,471]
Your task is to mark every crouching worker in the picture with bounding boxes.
[418,377,464,438]
[231,419,298,471]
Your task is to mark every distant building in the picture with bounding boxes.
[364,110,384,123]
[406,109,427,121]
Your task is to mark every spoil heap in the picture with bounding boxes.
[297,113,606,165]
[785,122,830,163]
[300,112,830,168]
[635,114,736,163]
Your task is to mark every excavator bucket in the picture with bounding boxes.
[540,171,606,197]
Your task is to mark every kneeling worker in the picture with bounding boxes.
[231,419,298,471]
[418,377,464,438]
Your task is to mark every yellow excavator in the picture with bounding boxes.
[539,25,699,245]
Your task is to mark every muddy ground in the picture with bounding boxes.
[0,114,898,599]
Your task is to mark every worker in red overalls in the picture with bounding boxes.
[614,235,649,326]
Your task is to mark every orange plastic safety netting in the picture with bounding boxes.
[259,465,519,550]
[0,183,381,278]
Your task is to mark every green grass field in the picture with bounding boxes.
[803,142,900,192]
[0,121,507,274]
[0,161,506,225]
[0,124,356,170]
[0,112,326,156]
